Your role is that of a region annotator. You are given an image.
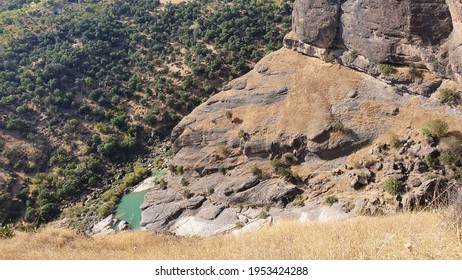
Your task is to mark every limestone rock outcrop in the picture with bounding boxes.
[289,0,462,83]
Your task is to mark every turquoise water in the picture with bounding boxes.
[115,190,148,230]
[115,168,166,230]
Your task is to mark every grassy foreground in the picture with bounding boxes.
[1,212,462,260]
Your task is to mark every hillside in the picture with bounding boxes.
[126,0,462,236]
[1,211,462,259]
[0,0,292,229]
[3,0,462,249]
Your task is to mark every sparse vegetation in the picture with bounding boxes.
[2,212,462,259]
[387,133,402,149]
[251,166,263,178]
[347,50,358,61]
[235,221,244,229]
[439,88,460,105]
[325,196,339,206]
[225,111,233,120]
[182,189,191,199]
[438,136,462,165]
[408,63,419,76]
[271,158,302,184]
[378,64,396,76]
[215,144,229,159]
[258,211,270,219]
[331,120,345,133]
[423,156,437,170]
[383,176,404,195]
[293,195,305,207]
[326,53,336,63]
[238,129,250,141]
[180,178,189,187]
[421,119,449,138]
[0,224,14,239]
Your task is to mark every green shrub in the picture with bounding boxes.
[331,120,345,133]
[251,166,263,178]
[293,195,305,207]
[327,53,336,63]
[347,50,358,61]
[182,189,191,199]
[383,177,404,195]
[408,64,419,76]
[421,119,448,138]
[439,150,458,165]
[0,225,14,239]
[235,221,244,229]
[176,165,184,175]
[448,167,462,180]
[258,211,269,219]
[98,201,115,218]
[180,177,189,186]
[271,158,301,184]
[439,88,460,104]
[225,111,233,120]
[325,196,339,206]
[423,156,437,170]
[379,64,396,76]
[207,187,214,196]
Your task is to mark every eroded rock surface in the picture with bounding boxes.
[289,0,462,83]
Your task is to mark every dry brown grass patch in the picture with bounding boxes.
[1,212,462,260]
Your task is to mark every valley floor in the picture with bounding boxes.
[1,211,462,259]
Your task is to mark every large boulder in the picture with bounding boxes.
[292,0,341,48]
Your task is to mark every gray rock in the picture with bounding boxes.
[347,90,357,98]
[117,220,130,231]
[197,203,225,220]
[372,162,383,171]
[140,203,183,231]
[408,144,421,157]
[291,0,462,82]
[413,160,428,173]
[227,180,301,207]
[292,0,341,48]
[141,188,183,210]
[185,195,206,209]
[416,145,438,159]
[92,215,116,235]
[409,177,422,188]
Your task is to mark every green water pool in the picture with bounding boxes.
[115,190,148,230]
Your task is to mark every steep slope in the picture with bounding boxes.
[0,0,292,228]
[133,0,462,236]
[135,48,462,236]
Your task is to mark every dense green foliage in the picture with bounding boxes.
[0,0,292,227]
[383,176,404,196]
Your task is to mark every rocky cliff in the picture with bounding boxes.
[109,0,462,236]
[288,0,462,83]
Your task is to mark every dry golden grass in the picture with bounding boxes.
[2,211,462,260]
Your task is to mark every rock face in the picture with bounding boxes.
[136,0,462,236]
[289,0,462,82]
[292,0,341,47]
[441,0,462,83]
